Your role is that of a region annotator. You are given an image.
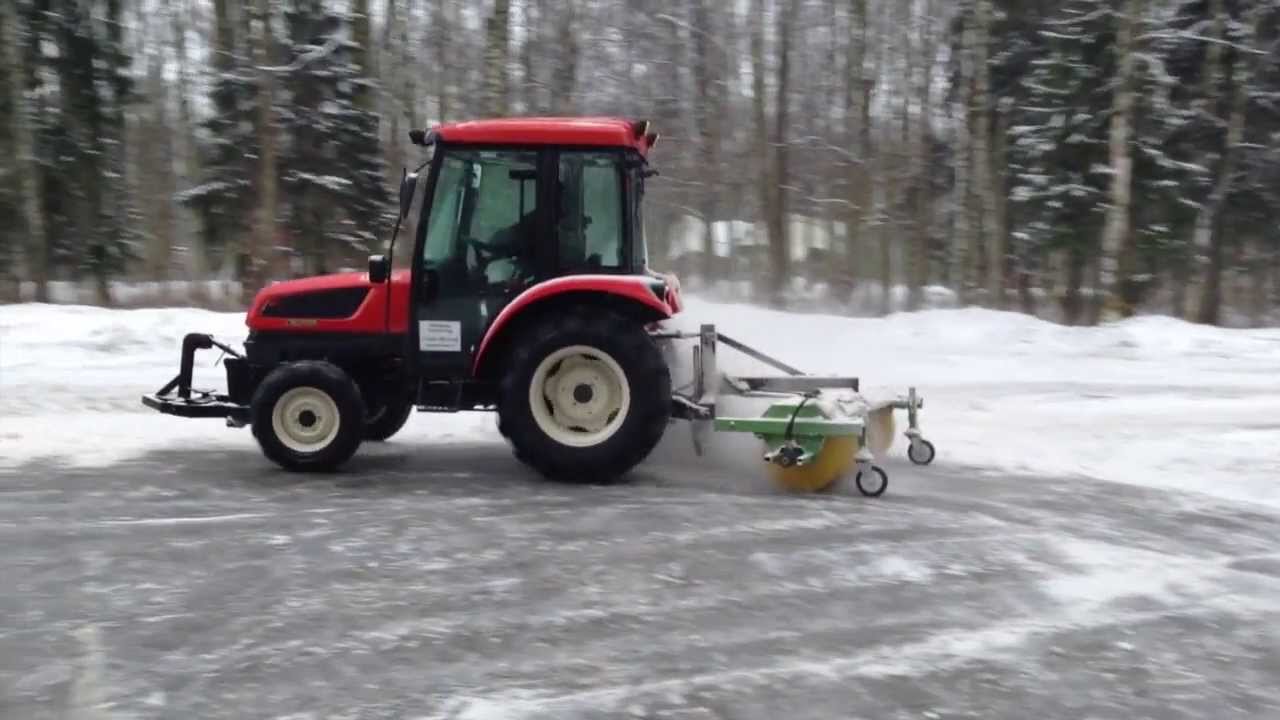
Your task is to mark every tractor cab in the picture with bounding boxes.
[394,118,670,383]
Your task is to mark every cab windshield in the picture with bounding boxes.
[418,147,638,283]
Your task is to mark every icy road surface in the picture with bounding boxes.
[3,441,1280,719]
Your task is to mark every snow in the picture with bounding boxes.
[3,298,1279,510]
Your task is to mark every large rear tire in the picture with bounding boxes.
[250,361,366,472]
[497,306,671,483]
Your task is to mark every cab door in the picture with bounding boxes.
[410,146,552,380]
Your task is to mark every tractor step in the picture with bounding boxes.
[415,379,497,413]
[417,380,464,412]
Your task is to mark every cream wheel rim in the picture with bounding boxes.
[528,345,631,447]
[271,386,342,453]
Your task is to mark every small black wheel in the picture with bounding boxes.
[907,439,936,466]
[855,466,889,498]
[497,304,672,483]
[364,394,414,441]
[250,360,366,472]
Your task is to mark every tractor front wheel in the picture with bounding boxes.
[498,307,671,483]
[250,361,366,472]
[364,393,414,441]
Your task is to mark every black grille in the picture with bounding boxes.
[261,287,370,319]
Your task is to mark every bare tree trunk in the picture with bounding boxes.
[1086,251,1103,324]
[1171,257,1189,318]
[0,7,13,302]
[767,0,800,307]
[135,4,173,290]
[1194,3,1255,326]
[842,0,870,303]
[352,0,372,111]
[973,0,1000,308]
[1098,0,1144,322]
[1248,237,1268,327]
[4,0,48,302]
[431,0,450,122]
[382,0,401,172]
[881,0,908,315]
[995,100,1025,313]
[750,0,770,303]
[1273,252,1280,318]
[95,0,129,307]
[952,2,974,301]
[171,0,206,301]
[483,0,511,117]
[248,0,277,304]
[551,1,577,114]
[907,0,936,311]
[692,0,721,288]
[1062,247,1086,326]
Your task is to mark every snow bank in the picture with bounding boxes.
[3,299,1279,509]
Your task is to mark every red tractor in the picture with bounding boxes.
[143,117,935,493]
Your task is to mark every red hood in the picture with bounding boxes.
[246,270,412,334]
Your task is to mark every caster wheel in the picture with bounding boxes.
[907,439,936,466]
[855,466,889,498]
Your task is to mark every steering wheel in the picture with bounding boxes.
[464,237,515,283]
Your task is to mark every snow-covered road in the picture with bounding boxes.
[4,441,1280,719]
[2,299,1279,718]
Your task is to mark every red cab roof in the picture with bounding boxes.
[431,117,658,156]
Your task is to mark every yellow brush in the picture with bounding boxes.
[765,434,860,493]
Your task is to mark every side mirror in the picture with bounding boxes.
[399,171,418,220]
[368,254,390,284]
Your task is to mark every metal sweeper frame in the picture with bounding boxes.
[660,323,936,496]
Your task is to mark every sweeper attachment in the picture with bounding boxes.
[664,324,935,496]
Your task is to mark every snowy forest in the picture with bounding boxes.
[2,0,1280,327]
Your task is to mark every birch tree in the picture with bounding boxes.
[691,0,723,285]
[908,0,939,311]
[972,0,1000,307]
[1098,0,1145,320]
[483,0,511,116]
[766,0,801,306]
[842,0,871,300]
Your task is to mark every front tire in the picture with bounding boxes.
[498,307,671,483]
[364,394,414,441]
[250,361,366,472]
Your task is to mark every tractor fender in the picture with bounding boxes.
[472,274,675,378]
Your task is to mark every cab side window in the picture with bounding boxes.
[421,149,539,288]
[557,152,624,271]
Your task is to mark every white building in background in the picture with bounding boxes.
[661,212,845,276]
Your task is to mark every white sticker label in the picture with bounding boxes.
[419,320,462,352]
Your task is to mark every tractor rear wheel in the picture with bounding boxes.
[498,306,671,483]
[250,360,366,472]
